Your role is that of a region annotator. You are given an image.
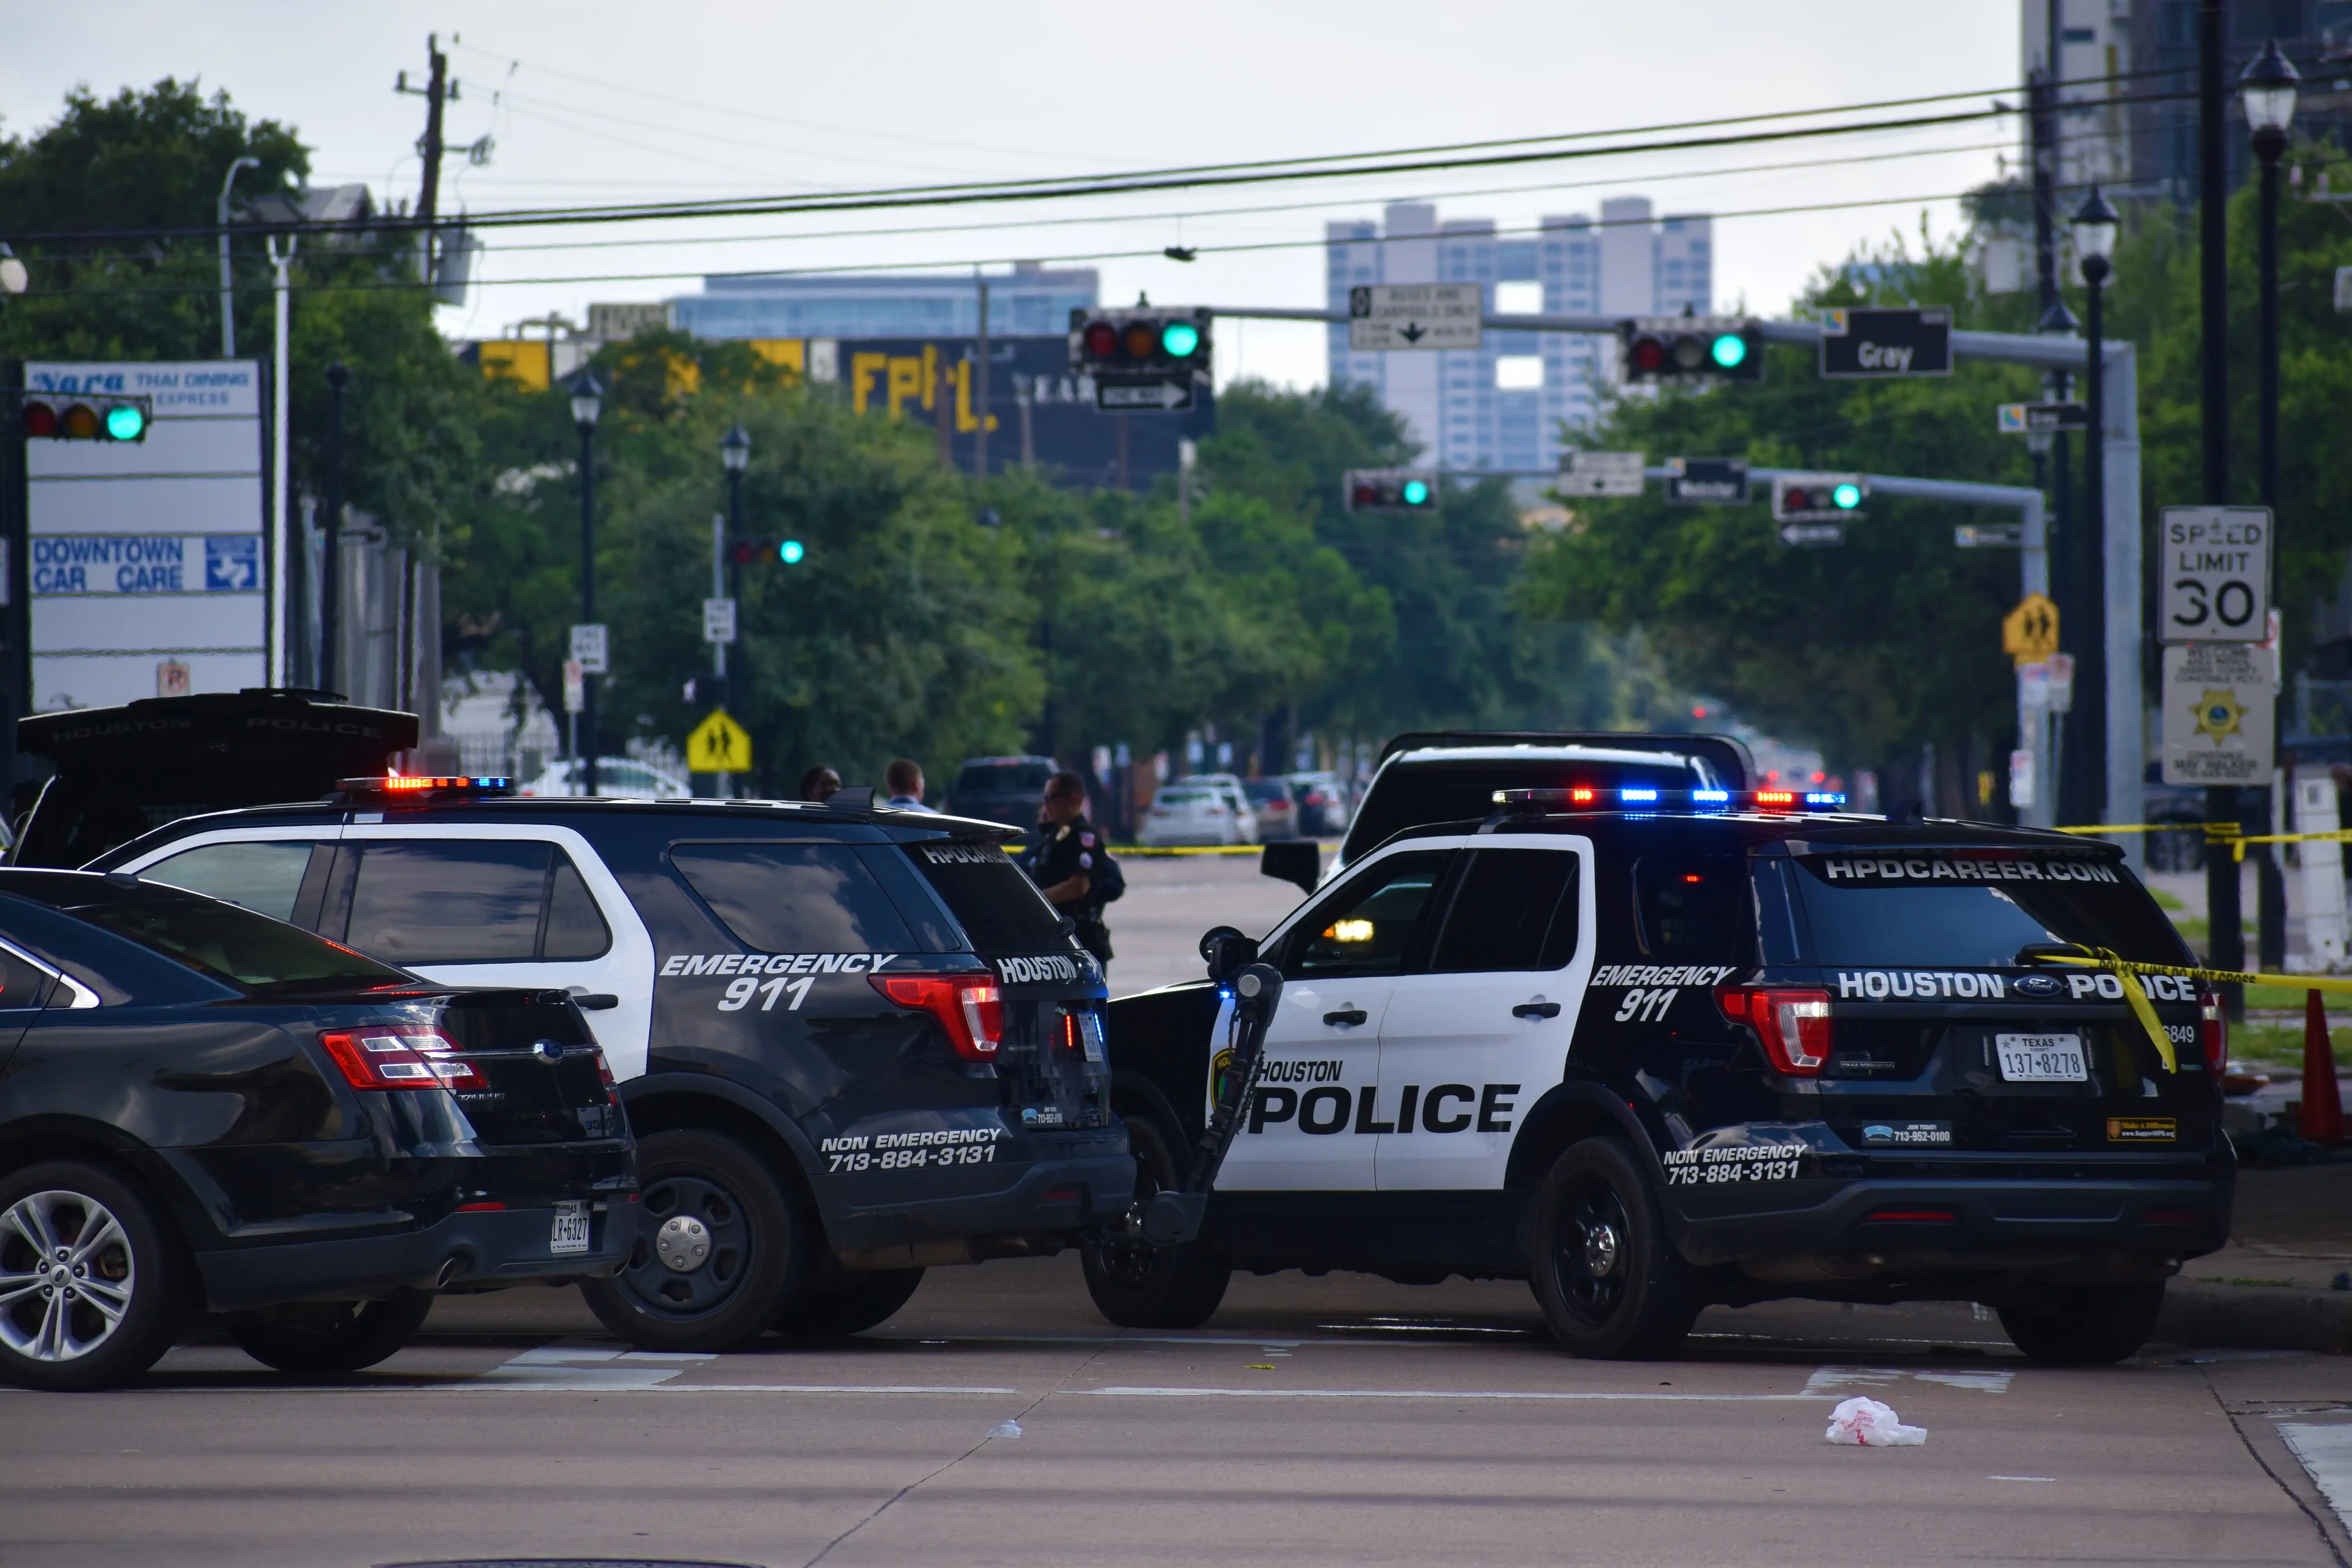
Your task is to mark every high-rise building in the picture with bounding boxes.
[1326,199,1711,472]
[669,260,1097,340]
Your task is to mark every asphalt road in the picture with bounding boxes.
[11,848,2352,1568]
[1098,846,1306,995]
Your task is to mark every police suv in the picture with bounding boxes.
[89,779,1129,1352]
[1097,788,2230,1363]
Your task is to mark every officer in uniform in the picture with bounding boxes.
[1024,769,1118,968]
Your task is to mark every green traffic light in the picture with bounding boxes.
[1401,479,1430,506]
[103,403,146,441]
[1160,319,1201,358]
[779,539,805,564]
[1709,333,1748,370]
[1831,482,1862,509]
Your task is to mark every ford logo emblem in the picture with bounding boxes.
[531,1040,566,1064]
[2013,973,2063,997]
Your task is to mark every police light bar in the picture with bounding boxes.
[337,775,515,802]
[1491,787,1847,812]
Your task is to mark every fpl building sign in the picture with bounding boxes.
[25,361,267,711]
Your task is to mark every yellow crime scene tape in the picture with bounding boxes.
[2029,946,2352,1074]
[1108,843,1265,857]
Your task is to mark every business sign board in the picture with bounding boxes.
[2161,641,2276,785]
[25,361,266,712]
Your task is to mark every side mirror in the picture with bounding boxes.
[1199,925,1258,983]
[1261,839,1320,895]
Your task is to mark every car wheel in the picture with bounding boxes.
[580,1129,809,1352]
[224,1289,435,1376]
[1080,1114,1231,1328]
[774,1269,926,1341]
[1996,1281,2166,1365]
[0,1161,188,1392]
[1527,1137,1699,1360]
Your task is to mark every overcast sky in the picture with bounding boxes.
[4,1,2020,390]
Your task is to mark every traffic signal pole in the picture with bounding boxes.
[1219,305,2141,859]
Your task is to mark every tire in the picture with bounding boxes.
[0,1160,188,1392]
[1996,1281,2166,1365]
[774,1269,926,1341]
[1526,1137,1699,1360]
[224,1289,434,1376]
[1080,1114,1231,1329]
[580,1129,810,1352]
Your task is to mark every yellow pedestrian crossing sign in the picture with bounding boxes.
[2002,592,2060,662]
[686,709,752,774]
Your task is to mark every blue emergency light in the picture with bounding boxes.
[1490,787,1848,813]
[337,775,517,802]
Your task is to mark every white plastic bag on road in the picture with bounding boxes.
[1824,1395,1927,1446]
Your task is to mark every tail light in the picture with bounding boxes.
[874,973,1003,1061]
[1716,987,1832,1075]
[2201,993,2227,1073]
[595,1051,620,1102]
[318,1025,484,1090]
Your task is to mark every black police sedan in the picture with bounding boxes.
[1097,788,2229,1365]
[0,870,634,1390]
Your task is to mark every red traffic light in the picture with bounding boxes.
[1082,321,1118,359]
[725,539,768,566]
[1782,486,1817,512]
[21,401,58,438]
[1628,335,1667,374]
[1351,481,1381,508]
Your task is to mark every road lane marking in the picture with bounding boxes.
[2279,1423,2352,1533]
[1990,1475,2056,1482]
[1804,1366,2011,1396]
[1084,1386,1826,1401]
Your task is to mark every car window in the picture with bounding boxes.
[1430,848,1581,973]
[1341,757,1699,864]
[138,840,321,922]
[74,891,414,995]
[1633,854,1753,963]
[1283,850,1452,979]
[342,840,611,965]
[906,840,1069,954]
[954,762,1052,794]
[1788,851,2189,967]
[0,943,53,1009]
[1157,788,1211,806]
[671,843,916,953]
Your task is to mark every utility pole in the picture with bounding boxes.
[396,34,454,282]
[2031,48,2086,825]
[2199,0,2245,997]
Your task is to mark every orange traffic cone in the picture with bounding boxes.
[2301,988,2345,1145]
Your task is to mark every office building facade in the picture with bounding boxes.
[670,261,1096,341]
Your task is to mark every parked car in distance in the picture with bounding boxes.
[1284,771,1353,837]
[1243,779,1302,840]
[521,758,691,799]
[1140,784,1252,847]
[0,871,635,1390]
[947,756,1058,829]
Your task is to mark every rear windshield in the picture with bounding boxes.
[1344,756,1700,862]
[1244,782,1290,804]
[906,840,1070,954]
[1786,851,2189,968]
[954,762,1052,795]
[1156,788,1212,806]
[670,844,917,954]
[73,892,415,995]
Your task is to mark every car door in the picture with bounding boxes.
[1375,835,1593,1191]
[1214,846,1454,1192]
[319,825,657,1078]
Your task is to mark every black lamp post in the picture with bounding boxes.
[321,362,348,694]
[721,423,750,606]
[569,369,603,797]
[2038,298,2082,824]
[2245,36,2299,973]
[2072,185,2119,842]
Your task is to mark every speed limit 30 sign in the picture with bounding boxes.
[2159,506,2269,644]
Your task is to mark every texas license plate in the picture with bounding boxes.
[550,1200,592,1255]
[1996,1033,2087,1082]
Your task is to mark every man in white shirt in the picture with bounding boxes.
[884,758,937,813]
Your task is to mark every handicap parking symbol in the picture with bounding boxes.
[205,535,259,592]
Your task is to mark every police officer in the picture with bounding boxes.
[1024,769,1117,967]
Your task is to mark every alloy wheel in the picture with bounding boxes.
[0,1190,137,1363]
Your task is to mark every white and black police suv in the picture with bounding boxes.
[88,778,1129,1352]
[1099,787,2230,1363]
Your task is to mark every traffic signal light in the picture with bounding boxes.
[18,393,151,442]
[724,539,807,565]
[1771,473,1867,521]
[1069,307,1213,379]
[1617,318,1764,386]
[1343,469,1439,512]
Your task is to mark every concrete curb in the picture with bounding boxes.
[2159,1279,2352,1353]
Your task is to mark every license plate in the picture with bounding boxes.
[1996,1033,2088,1083]
[550,1200,592,1256]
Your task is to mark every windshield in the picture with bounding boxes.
[906,840,1070,954]
[1342,755,1700,862]
[1244,783,1290,804]
[954,762,1051,795]
[73,890,417,995]
[1156,788,1212,806]
[1787,851,2189,969]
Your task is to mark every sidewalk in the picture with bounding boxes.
[2160,1162,2352,1352]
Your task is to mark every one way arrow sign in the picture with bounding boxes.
[1096,378,1196,412]
[1349,283,1482,352]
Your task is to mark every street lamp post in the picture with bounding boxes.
[2072,187,2119,851]
[2038,298,2082,824]
[570,370,603,798]
[216,156,260,360]
[721,424,750,616]
[2244,36,2299,972]
[321,363,348,694]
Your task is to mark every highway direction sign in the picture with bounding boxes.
[1558,450,1645,497]
[1096,379,1196,412]
[569,622,609,675]
[1348,284,1483,352]
[703,598,737,645]
[2161,642,2276,784]
[1664,457,1749,505]
[1777,523,1844,547]
[1820,306,1953,377]
[1997,401,2091,434]
[2158,506,2269,644]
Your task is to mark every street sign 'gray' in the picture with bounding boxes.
[1096,379,1196,413]
[1348,284,1483,352]
[1820,307,1953,377]
[1664,457,1749,505]
[1558,450,1645,497]
[2157,506,2269,644]
[1997,401,2090,434]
